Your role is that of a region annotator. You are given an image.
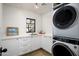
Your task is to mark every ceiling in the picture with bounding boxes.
[4,3,53,14]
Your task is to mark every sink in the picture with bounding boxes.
[30,33,38,37]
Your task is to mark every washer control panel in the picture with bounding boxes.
[53,36,79,45]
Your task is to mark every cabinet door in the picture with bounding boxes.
[41,36,47,49]
[42,36,53,53]
[18,37,32,55]
[1,39,19,56]
[30,36,40,51]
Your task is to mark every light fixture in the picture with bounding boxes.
[34,3,47,9]
[34,3,39,9]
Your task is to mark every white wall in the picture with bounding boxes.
[0,3,2,40]
[0,3,2,26]
[42,11,53,36]
[2,4,53,38]
[3,4,42,37]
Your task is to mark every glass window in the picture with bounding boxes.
[26,18,35,33]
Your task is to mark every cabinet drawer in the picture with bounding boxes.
[19,45,32,54]
[19,40,31,45]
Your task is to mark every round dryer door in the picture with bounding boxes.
[52,43,76,56]
[53,6,77,29]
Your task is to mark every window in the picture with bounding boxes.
[26,18,35,33]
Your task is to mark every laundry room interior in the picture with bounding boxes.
[0,3,79,56]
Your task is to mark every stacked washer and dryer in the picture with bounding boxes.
[52,3,79,56]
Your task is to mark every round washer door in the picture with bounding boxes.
[53,6,77,29]
[52,43,76,56]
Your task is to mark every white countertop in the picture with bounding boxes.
[1,34,53,40]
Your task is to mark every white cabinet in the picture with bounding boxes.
[1,35,53,56]
[30,36,40,51]
[18,37,32,55]
[18,36,40,55]
[1,36,40,56]
[1,39,19,56]
[41,36,53,54]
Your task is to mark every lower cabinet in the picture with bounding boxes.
[41,36,53,54]
[1,36,52,56]
[18,36,40,55]
[18,37,32,55]
[1,39,19,56]
[30,36,40,51]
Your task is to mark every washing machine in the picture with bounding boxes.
[53,3,79,38]
[52,36,79,56]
